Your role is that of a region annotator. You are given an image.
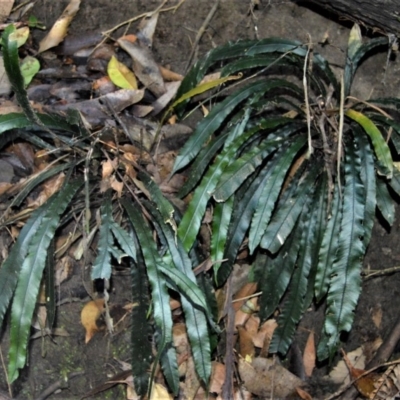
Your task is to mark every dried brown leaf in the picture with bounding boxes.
[233,282,257,312]
[102,158,117,179]
[28,172,65,208]
[238,325,255,358]
[118,38,165,97]
[238,356,303,398]
[0,182,13,196]
[210,362,225,395]
[296,387,313,400]
[110,175,123,197]
[303,331,316,378]
[256,319,278,356]
[0,0,14,23]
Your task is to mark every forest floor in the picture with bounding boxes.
[1,0,400,399]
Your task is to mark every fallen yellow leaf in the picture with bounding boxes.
[81,298,105,343]
[150,383,172,400]
[38,0,81,53]
[107,55,138,90]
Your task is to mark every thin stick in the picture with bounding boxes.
[337,72,345,195]
[303,34,313,158]
[184,0,220,73]
[0,345,12,398]
[102,0,184,37]
[324,357,400,400]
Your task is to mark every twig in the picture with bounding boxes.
[184,0,220,73]
[34,371,84,400]
[0,345,12,399]
[324,358,400,400]
[363,265,400,279]
[102,0,185,37]
[222,275,235,399]
[337,72,345,195]
[303,34,313,158]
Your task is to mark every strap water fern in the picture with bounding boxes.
[171,28,397,360]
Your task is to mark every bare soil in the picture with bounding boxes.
[2,0,400,399]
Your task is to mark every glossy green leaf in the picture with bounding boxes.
[376,177,395,226]
[144,200,212,384]
[159,345,180,395]
[0,112,78,137]
[369,114,400,155]
[91,191,114,280]
[216,164,272,285]
[321,140,365,359]
[354,129,376,248]
[303,173,329,308]
[174,38,303,112]
[270,187,318,354]
[178,130,229,198]
[346,109,393,178]
[388,167,400,196]
[172,79,298,175]
[213,121,301,202]
[0,197,57,330]
[8,179,82,382]
[178,124,258,252]
[261,163,320,254]
[248,135,307,253]
[258,221,303,321]
[314,183,342,302]
[2,26,43,126]
[122,200,174,391]
[130,249,152,396]
[139,171,175,228]
[211,198,233,277]
[110,222,136,261]
[45,240,56,329]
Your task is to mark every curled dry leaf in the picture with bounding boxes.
[238,356,303,398]
[46,89,144,127]
[28,172,65,208]
[151,81,181,116]
[110,175,123,197]
[118,38,166,97]
[38,0,81,53]
[341,348,381,398]
[81,298,105,343]
[102,158,118,179]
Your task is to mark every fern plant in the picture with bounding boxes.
[0,24,215,396]
[170,27,398,359]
